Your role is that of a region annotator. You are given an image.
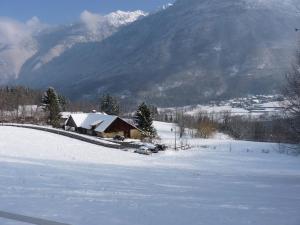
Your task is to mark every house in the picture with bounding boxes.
[65,112,142,139]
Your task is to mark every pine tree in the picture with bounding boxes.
[100,94,119,115]
[135,102,156,137]
[42,87,61,127]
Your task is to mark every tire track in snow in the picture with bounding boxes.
[0,211,71,225]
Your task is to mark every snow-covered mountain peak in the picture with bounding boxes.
[80,10,147,33]
[106,10,147,26]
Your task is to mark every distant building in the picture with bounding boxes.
[18,105,44,118]
[65,112,142,139]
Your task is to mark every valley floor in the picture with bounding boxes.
[0,126,300,225]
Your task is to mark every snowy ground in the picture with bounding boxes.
[154,121,233,148]
[0,125,300,225]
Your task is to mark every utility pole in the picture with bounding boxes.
[175,126,177,150]
[174,107,178,151]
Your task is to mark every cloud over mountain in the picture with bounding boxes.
[0,10,146,84]
[0,17,45,82]
[80,10,105,33]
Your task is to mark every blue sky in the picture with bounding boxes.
[0,0,174,24]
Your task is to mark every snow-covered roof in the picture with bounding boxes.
[69,113,120,132]
[60,112,75,119]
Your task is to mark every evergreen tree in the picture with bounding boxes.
[135,102,156,137]
[42,87,61,127]
[100,94,119,115]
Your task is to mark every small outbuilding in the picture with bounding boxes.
[65,113,142,139]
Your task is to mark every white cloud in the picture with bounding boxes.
[26,16,47,33]
[0,18,31,46]
[0,17,46,82]
[0,16,47,50]
[80,10,105,33]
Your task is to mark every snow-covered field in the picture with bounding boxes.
[154,121,233,147]
[0,125,300,225]
[159,98,284,118]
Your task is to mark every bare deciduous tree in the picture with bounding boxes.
[284,52,300,142]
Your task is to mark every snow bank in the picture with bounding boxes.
[0,126,140,167]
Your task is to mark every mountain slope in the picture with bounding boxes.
[18,0,300,106]
[26,10,147,72]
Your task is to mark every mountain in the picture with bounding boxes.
[0,10,146,84]
[16,0,300,106]
[24,10,147,72]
